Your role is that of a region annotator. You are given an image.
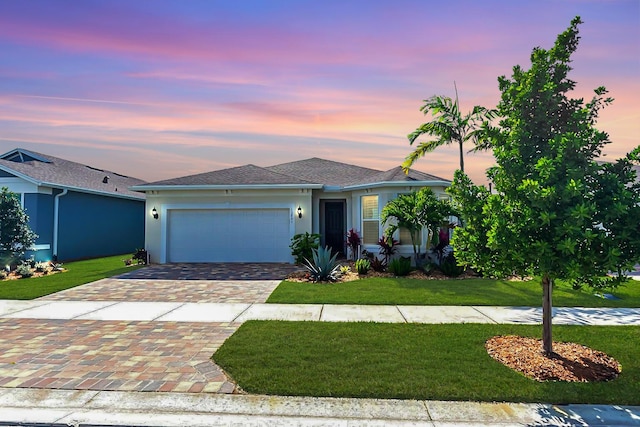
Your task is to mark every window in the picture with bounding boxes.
[361,195,379,245]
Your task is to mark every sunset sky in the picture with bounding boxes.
[1,0,638,184]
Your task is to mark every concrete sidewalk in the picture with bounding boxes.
[2,299,640,325]
[0,388,638,426]
[2,296,639,426]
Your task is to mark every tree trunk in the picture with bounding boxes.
[542,275,553,356]
[458,141,464,172]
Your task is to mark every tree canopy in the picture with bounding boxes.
[403,84,495,173]
[449,16,640,355]
[0,187,37,267]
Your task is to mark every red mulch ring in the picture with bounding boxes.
[486,335,621,382]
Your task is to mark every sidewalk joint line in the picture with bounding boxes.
[151,302,187,321]
[471,306,498,324]
[232,303,253,322]
[396,305,409,323]
[70,301,120,319]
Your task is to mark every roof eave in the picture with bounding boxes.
[342,180,451,191]
[131,183,324,192]
[0,164,42,186]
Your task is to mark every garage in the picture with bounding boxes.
[167,208,292,262]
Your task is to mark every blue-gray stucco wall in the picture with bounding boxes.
[23,193,54,261]
[56,191,145,261]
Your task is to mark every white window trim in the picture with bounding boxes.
[361,195,379,245]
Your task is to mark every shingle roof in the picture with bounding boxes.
[136,157,450,190]
[343,166,448,188]
[266,158,380,186]
[0,148,145,200]
[143,164,319,186]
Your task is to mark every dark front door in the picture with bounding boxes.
[324,201,345,257]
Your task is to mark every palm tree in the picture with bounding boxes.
[403,84,495,173]
[381,188,453,267]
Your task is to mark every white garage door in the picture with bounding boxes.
[167,208,292,262]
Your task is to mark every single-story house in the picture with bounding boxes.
[0,148,146,262]
[132,158,450,264]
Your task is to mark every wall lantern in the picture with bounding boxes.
[297,206,303,219]
[151,207,159,220]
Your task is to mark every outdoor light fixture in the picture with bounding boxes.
[151,207,159,219]
[297,206,302,219]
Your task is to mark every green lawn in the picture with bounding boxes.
[0,254,144,300]
[213,321,640,404]
[267,277,640,307]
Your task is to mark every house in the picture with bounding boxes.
[132,158,450,264]
[0,148,146,262]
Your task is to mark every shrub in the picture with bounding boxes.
[346,229,361,260]
[422,262,436,274]
[440,252,465,277]
[290,232,320,265]
[388,257,412,276]
[340,265,351,275]
[132,248,148,265]
[370,257,386,272]
[303,246,341,282]
[378,235,399,264]
[0,270,6,280]
[355,258,370,275]
[16,263,33,278]
[34,262,49,273]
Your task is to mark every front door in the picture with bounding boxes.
[323,201,345,257]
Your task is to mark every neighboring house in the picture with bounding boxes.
[132,158,450,264]
[0,148,146,262]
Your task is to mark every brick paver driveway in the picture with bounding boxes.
[0,263,298,394]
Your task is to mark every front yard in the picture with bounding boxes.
[213,321,640,404]
[0,254,144,300]
[268,276,640,307]
[217,274,640,404]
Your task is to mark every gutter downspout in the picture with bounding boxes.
[53,189,68,261]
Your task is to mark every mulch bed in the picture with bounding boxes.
[486,335,621,382]
[286,260,479,283]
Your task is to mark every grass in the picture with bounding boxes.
[213,321,640,404]
[0,254,143,299]
[267,277,640,307]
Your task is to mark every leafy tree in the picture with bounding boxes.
[0,187,37,267]
[381,188,453,267]
[449,17,640,355]
[403,83,495,173]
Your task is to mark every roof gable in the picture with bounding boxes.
[1,148,51,164]
[0,148,146,200]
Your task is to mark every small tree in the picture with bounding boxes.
[0,187,37,267]
[381,188,452,267]
[449,17,640,356]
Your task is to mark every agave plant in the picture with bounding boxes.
[303,246,341,282]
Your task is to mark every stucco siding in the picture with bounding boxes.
[144,189,312,263]
[57,191,144,261]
